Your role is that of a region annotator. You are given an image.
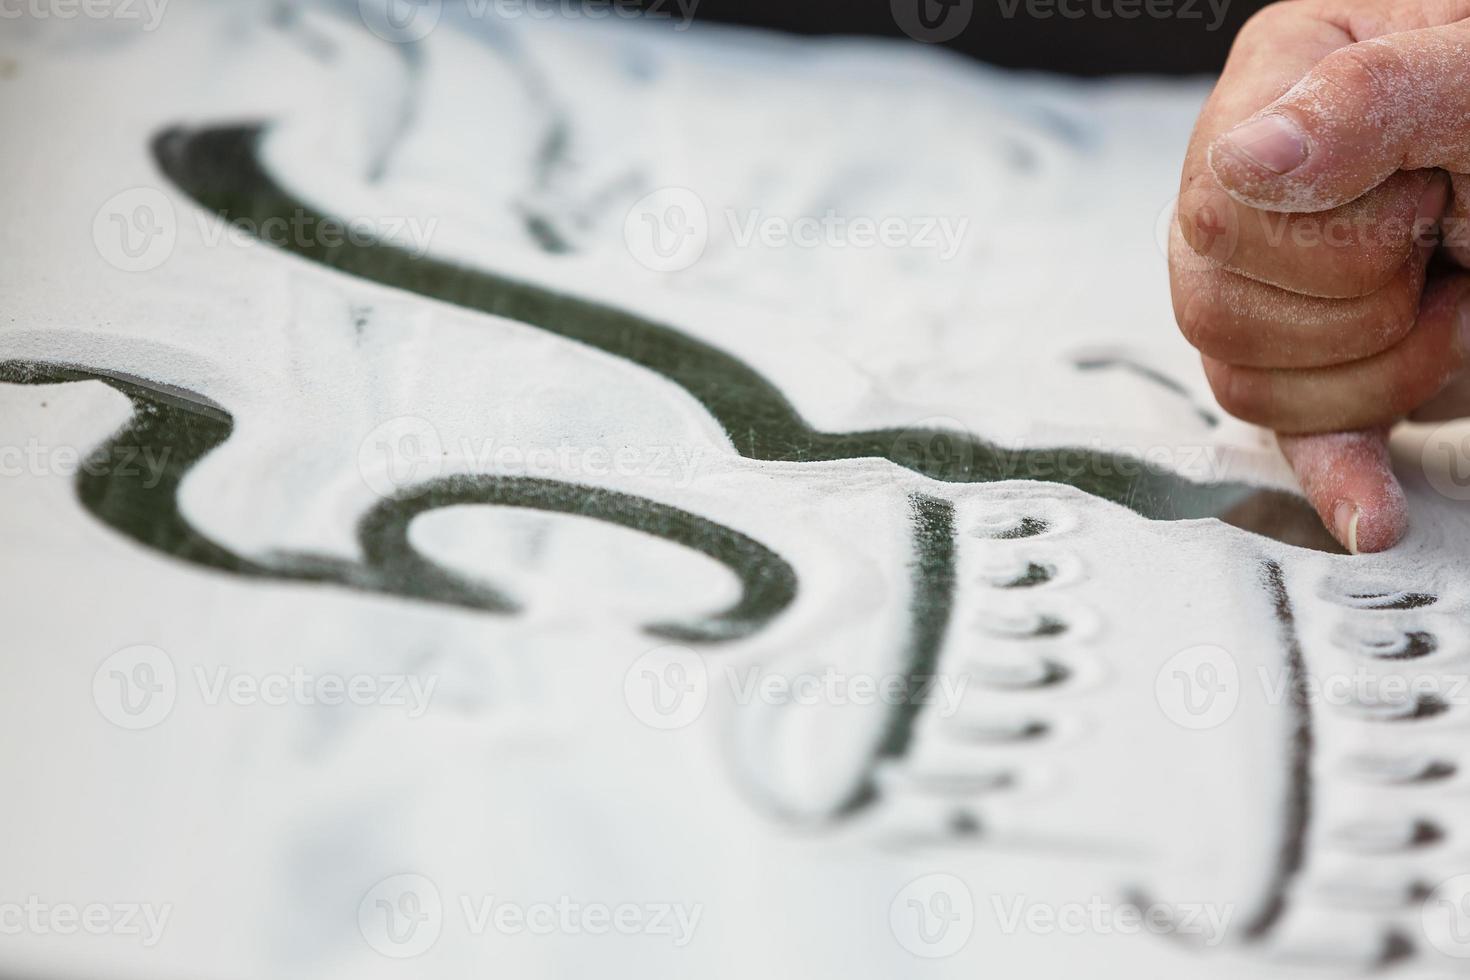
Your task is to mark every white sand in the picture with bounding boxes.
[1,3,1469,978]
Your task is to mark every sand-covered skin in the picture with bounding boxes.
[1277,429,1408,552]
[1182,6,1470,552]
[1177,168,1434,299]
[1169,220,1428,368]
[1210,31,1470,214]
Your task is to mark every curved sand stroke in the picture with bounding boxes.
[0,361,795,643]
[840,492,958,816]
[144,126,1348,846]
[151,124,1338,549]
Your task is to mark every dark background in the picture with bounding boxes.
[630,0,1275,75]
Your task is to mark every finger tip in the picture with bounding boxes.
[1278,430,1407,554]
[1334,481,1399,555]
[1206,136,1338,213]
[1204,139,1244,192]
[1206,138,1273,206]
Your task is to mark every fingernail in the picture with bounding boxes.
[1220,115,1309,174]
[1333,500,1360,555]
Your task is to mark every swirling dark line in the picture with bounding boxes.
[151,123,1332,541]
[0,360,795,643]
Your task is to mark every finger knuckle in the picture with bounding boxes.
[1177,286,1226,352]
[1331,247,1407,298]
[1380,283,1422,345]
[1316,40,1410,107]
[1206,362,1267,422]
[1355,299,1421,364]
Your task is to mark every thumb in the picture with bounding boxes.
[1210,22,1470,212]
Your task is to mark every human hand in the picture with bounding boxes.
[1169,0,1470,552]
